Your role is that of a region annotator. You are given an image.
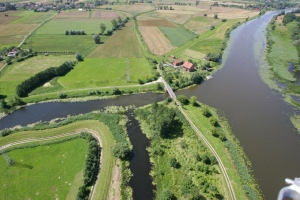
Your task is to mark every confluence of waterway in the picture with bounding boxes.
[0,11,299,200]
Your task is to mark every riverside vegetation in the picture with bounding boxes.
[0,1,266,199]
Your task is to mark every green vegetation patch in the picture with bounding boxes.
[11,11,56,24]
[58,58,153,88]
[0,138,88,200]
[266,22,297,82]
[159,27,198,47]
[34,19,112,35]
[0,55,73,98]
[190,38,224,54]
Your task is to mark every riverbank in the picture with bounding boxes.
[135,100,262,199]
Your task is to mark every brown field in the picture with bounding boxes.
[109,4,154,13]
[185,17,221,34]
[91,11,121,19]
[0,11,21,24]
[54,11,90,19]
[276,15,284,24]
[201,7,259,19]
[0,24,38,36]
[87,21,142,58]
[146,11,191,24]
[138,19,178,27]
[0,35,25,45]
[139,26,175,55]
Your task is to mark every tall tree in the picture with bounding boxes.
[100,23,106,35]
[111,19,118,29]
[92,34,100,44]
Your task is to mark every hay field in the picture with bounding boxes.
[57,58,153,88]
[91,11,121,19]
[185,16,221,34]
[109,4,154,13]
[204,7,259,19]
[54,11,90,19]
[147,10,191,24]
[87,21,142,58]
[139,26,175,55]
[0,55,73,97]
[138,19,178,27]
[0,11,21,24]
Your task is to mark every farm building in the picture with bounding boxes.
[7,48,19,57]
[183,61,194,72]
[173,59,183,66]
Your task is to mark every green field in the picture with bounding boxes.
[88,21,142,58]
[58,58,153,88]
[190,38,224,54]
[11,11,56,24]
[22,19,111,54]
[0,138,88,199]
[0,120,116,200]
[0,55,73,98]
[34,19,112,35]
[266,22,297,82]
[159,27,198,47]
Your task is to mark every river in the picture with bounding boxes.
[0,11,299,200]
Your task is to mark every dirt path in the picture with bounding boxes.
[107,159,121,200]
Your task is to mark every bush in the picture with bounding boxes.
[112,142,131,160]
[169,157,179,168]
[222,19,227,22]
[76,53,84,61]
[177,94,189,105]
[201,106,211,117]
[58,92,67,99]
[209,117,218,126]
[210,25,215,30]
[204,13,207,16]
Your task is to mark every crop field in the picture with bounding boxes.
[0,138,88,200]
[159,27,198,47]
[138,19,178,27]
[54,11,90,19]
[139,26,175,55]
[0,55,73,97]
[11,11,55,24]
[182,49,206,60]
[57,58,153,88]
[185,16,221,34]
[88,21,142,58]
[34,19,112,34]
[147,10,191,24]
[109,4,154,13]
[203,7,259,19]
[91,11,121,19]
[0,11,21,24]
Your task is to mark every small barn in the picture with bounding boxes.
[173,59,183,66]
[183,61,194,72]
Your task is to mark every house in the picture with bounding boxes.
[183,61,194,72]
[173,59,183,66]
[7,48,19,57]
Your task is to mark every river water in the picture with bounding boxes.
[0,11,299,200]
[178,11,300,199]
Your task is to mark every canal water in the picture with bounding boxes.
[0,11,299,200]
[178,11,300,199]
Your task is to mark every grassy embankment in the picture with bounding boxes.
[0,120,115,200]
[136,100,262,199]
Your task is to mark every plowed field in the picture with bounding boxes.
[138,20,177,27]
[54,11,90,19]
[139,26,175,55]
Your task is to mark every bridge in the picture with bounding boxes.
[161,79,237,200]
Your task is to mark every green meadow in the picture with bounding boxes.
[159,27,198,47]
[0,138,88,200]
[58,58,154,88]
[11,11,56,24]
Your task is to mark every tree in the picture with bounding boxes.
[65,30,69,35]
[214,13,218,19]
[191,72,203,84]
[161,189,176,200]
[117,16,122,23]
[112,142,131,160]
[111,19,118,29]
[177,94,189,105]
[0,99,7,109]
[190,96,197,106]
[100,23,106,35]
[92,34,100,44]
[76,53,84,61]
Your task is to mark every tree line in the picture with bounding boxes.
[65,30,86,35]
[16,61,75,97]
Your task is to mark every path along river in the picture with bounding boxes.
[0,11,299,199]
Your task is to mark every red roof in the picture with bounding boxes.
[183,61,194,70]
[173,59,183,66]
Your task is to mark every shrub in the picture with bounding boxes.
[58,92,67,99]
[210,25,215,30]
[201,106,211,117]
[177,94,189,105]
[222,19,227,22]
[209,117,218,126]
[76,53,84,61]
[112,142,131,160]
[204,13,207,16]
[214,14,218,19]
[169,157,179,168]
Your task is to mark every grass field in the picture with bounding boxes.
[138,19,178,27]
[54,11,90,19]
[87,21,142,58]
[0,138,88,199]
[34,19,112,35]
[11,11,56,24]
[0,55,73,98]
[108,4,154,14]
[91,11,121,19]
[185,16,221,35]
[266,22,297,82]
[159,27,198,47]
[190,38,224,54]
[57,58,153,88]
[0,120,116,200]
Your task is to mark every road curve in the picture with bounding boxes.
[0,128,103,200]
